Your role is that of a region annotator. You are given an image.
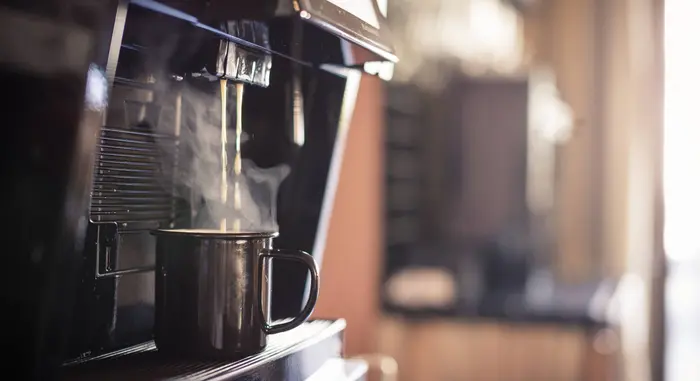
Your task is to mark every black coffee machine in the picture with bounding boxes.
[0,0,395,378]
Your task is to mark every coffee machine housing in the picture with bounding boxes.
[0,0,394,371]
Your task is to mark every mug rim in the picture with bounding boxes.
[151,229,279,239]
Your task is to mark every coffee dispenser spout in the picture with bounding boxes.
[190,20,272,87]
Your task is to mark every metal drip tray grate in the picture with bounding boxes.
[63,320,345,381]
[90,126,178,223]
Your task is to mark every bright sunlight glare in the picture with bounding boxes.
[664,0,700,262]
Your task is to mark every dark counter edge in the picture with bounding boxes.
[381,306,612,329]
[381,279,620,329]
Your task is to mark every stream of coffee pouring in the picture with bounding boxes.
[233,83,244,232]
[219,79,245,232]
[219,79,228,231]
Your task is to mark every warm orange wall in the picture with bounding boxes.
[311,74,384,356]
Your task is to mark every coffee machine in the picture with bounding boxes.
[0,0,395,378]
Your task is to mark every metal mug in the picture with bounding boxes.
[151,229,320,359]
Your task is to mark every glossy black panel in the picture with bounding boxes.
[0,2,108,378]
[63,320,345,380]
[300,0,396,62]
[1,70,94,380]
[151,0,396,63]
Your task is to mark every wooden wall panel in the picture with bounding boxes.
[311,75,385,356]
[378,317,586,381]
[546,0,599,283]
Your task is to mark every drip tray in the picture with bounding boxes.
[63,320,346,381]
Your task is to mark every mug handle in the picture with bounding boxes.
[258,249,320,334]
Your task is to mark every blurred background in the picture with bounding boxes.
[308,0,699,380]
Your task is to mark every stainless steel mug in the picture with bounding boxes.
[151,230,320,359]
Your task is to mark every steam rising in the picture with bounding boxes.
[160,83,289,232]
